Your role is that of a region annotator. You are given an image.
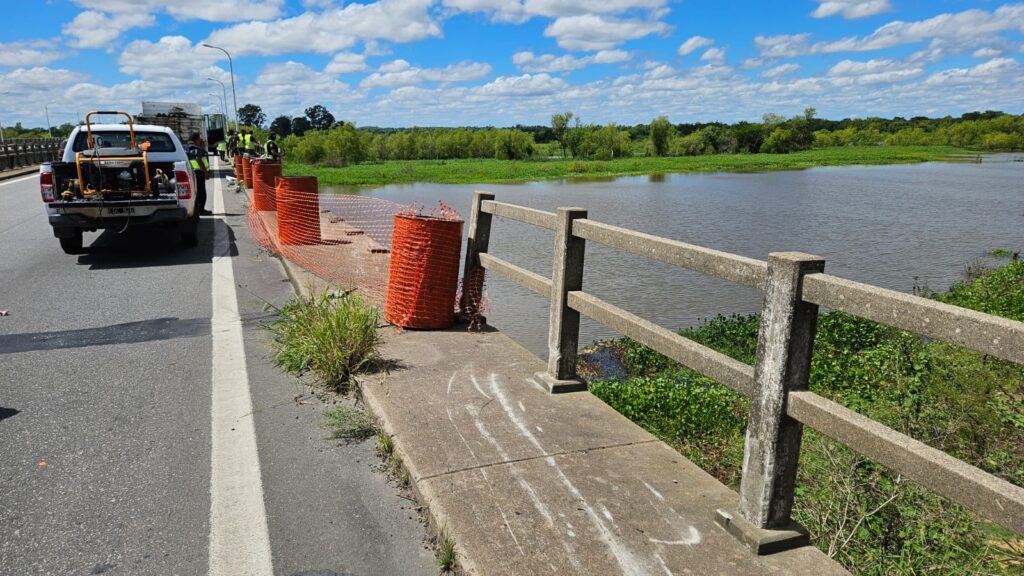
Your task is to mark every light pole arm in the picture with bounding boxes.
[202,44,240,130]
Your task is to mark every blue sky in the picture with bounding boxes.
[1,1,1022,128]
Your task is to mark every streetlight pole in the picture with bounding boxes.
[208,90,227,129]
[44,101,56,138]
[207,77,230,129]
[201,45,239,130]
[0,91,8,144]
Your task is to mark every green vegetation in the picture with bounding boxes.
[248,105,1023,186]
[588,260,1024,574]
[436,526,457,573]
[284,145,966,187]
[265,292,381,392]
[321,405,376,440]
[374,429,411,487]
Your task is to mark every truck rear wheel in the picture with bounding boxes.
[179,212,198,248]
[59,230,83,255]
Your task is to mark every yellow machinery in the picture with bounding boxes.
[66,111,152,199]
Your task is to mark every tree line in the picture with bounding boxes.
[235,102,1023,165]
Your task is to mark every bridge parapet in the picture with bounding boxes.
[462,190,1024,555]
[0,139,62,172]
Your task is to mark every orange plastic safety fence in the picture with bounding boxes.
[385,214,464,329]
[246,171,466,318]
[252,161,281,211]
[242,157,255,189]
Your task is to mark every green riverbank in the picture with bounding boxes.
[283,145,969,187]
[582,257,1024,574]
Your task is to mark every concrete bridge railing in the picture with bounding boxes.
[460,190,1024,555]
[0,139,62,171]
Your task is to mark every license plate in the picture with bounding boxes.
[101,207,136,216]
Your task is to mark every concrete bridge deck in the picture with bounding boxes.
[282,258,848,575]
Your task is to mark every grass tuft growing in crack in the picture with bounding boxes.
[266,291,380,393]
[321,405,375,440]
[436,526,456,573]
[375,429,394,458]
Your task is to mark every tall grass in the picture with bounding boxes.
[266,292,381,392]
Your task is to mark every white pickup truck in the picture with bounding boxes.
[40,111,198,254]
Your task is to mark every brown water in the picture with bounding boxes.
[324,156,1023,357]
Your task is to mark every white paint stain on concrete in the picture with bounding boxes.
[486,373,652,576]
[643,481,665,502]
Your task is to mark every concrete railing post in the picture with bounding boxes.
[459,191,495,322]
[716,251,824,555]
[536,207,588,394]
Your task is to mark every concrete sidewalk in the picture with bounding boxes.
[277,273,846,574]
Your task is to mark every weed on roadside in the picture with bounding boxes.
[265,291,381,393]
[436,526,456,573]
[375,429,394,458]
[321,405,375,440]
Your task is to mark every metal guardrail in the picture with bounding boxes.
[0,139,62,172]
[461,190,1024,554]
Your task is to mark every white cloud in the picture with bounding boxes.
[700,47,726,63]
[594,49,630,64]
[203,0,442,56]
[325,52,369,74]
[0,41,64,68]
[71,0,286,22]
[62,11,156,49]
[923,57,1023,86]
[0,67,87,93]
[512,49,629,73]
[441,0,671,23]
[544,14,670,51]
[117,36,225,81]
[760,63,800,78]
[826,58,924,84]
[475,73,568,97]
[360,60,492,89]
[677,35,713,56]
[812,0,891,20]
[972,47,1003,58]
[757,4,1024,59]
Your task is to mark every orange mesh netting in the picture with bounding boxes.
[246,174,466,319]
[252,161,281,211]
[385,209,464,329]
[276,176,321,245]
[243,157,256,189]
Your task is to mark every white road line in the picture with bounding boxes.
[208,169,274,576]
[0,174,38,187]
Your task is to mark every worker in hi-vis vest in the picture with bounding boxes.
[186,132,212,216]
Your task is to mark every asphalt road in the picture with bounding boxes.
[0,167,435,575]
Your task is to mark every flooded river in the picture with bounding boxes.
[325,156,1023,357]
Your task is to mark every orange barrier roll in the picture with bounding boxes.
[385,214,463,329]
[276,176,321,245]
[252,161,281,211]
[233,155,244,183]
[243,157,255,190]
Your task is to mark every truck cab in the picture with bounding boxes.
[40,111,198,254]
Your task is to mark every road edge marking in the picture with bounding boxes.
[208,165,274,575]
[0,174,39,187]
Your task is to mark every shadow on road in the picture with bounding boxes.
[74,217,239,269]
